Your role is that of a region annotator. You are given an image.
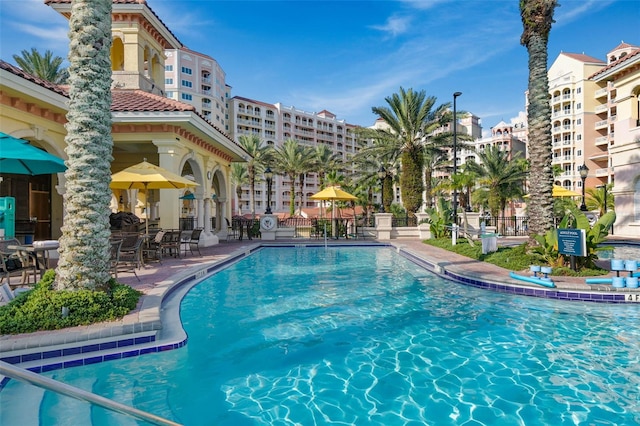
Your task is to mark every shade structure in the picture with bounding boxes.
[310,186,358,201]
[310,186,357,239]
[179,193,196,200]
[524,185,581,199]
[0,131,66,175]
[110,160,198,234]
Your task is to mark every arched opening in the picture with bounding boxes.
[111,37,124,71]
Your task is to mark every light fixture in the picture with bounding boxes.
[377,166,386,213]
[264,167,273,215]
[452,92,462,224]
[578,163,589,211]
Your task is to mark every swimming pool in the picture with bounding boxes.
[598,242,640,260]
[2,246,640,425]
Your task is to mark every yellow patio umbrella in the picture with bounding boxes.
[310,186,357,238]
[524,185,581,198]
[110,160,198,234]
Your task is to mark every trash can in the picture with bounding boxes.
[0,197,16,239]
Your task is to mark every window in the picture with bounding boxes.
[165,78,173,85]
[165,91,174,98]
[181,93,192,101]
[181,67,192,75]
[576,118,581,125]
[577,149,582,156]
[181,80,192,88]
[576,88,581,94]
[165,65,173,71]
[576,103,582,110]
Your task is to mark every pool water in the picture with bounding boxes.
[598,243,640,260]
[2,247,640,425]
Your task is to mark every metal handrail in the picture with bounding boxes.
[0,361,181,426]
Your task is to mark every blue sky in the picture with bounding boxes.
[1,0,638,133]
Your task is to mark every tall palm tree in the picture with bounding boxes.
[273,139,314,216]
[237,134,272,219]
[13,48,69,84]
[465,146,528,219]
[230,163,248,215]
[313,144,342,187]
[372,87,449,215]
[56,0,112,291]
[520,0,558,238]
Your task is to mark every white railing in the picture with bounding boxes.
[595,136,608,145]
[595,119,608,128]
[595,88,607,98]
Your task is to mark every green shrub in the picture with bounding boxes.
[0,270,141,335]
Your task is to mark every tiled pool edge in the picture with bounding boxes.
[0,244,261,390]
[396,246,637,304]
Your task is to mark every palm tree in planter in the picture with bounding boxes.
[56,0,113,291]
[371,87,450,216]
[237,134,273,219]
[274,139,314,216]
[230,163,248,216]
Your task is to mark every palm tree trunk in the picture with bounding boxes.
[56,0,113,291]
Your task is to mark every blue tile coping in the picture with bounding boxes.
[2,242,639,390]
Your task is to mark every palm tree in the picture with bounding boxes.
[466,146,528,219]
[237,134,272,219]
[586,184,614,216]
[273,139,314,216]
[230,163,248,215]
[372,87,450,215]
[313,144,342,187]
[56,0,112,291]
[520,0,558,238]
[13,48,69,84]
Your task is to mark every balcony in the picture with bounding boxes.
[589,152,609,161]
[595,104,608,114]
[595,168,610,177]
[595,120,608,129]
[595,88,607,99]
[594,136,608,146]
[562,94,571,100]
[562,139,572,145]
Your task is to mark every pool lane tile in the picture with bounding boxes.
[84,356,103,365]
[43,349,62,359]
[104,353,122,361]
[42,362,63,372]
[64,359,83,368]
[22,352,42,362]
[122,350,140,358]
[63,347,82,356]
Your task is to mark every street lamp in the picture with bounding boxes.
[578,163,589,211]
[264,167,273,215]
[452,91,462,224]
[377,165,386,213]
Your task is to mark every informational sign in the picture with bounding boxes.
[557,228,587,257]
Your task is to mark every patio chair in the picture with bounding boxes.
[226,218,238,241]
[143,229,166,263]
[119,233,144,269]
[185,228,203,256]
[117,236,143,281]
[109,239,123,279]
[0,238,38,288]
[160,230,181,258]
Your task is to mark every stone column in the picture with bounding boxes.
[374,213,394,240]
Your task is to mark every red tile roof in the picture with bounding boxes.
[609,42,637,53]
[0,60,68,97]
[232,96,276,109]
[589,48,640,79]
[561,53,604,64]
[111,89,195,112]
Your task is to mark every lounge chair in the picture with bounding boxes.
[0,238,38,288]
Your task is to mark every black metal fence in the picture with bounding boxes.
[483,216,528,236]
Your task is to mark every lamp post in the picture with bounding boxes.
[377,165,386,213]
[578,163,589,211]
[452,92,462,224]
[264,167,273,215]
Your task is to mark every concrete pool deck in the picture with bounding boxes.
[2,236,640,369]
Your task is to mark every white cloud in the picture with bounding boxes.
[370,15,411,37]
[554,0,616,24]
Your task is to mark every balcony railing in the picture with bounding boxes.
[595,88,607,98]
[594,136,608,146]
[595,119,608,128]
[595,168,610,177]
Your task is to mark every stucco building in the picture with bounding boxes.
[0,0,249,245]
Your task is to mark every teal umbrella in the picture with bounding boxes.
[0,132,66,175]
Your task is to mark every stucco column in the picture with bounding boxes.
[374,213,394,240]
[153,140,187,230]
[414,213,432,240]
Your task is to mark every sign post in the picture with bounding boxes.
[557,228,587,271]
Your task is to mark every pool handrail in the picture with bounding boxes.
[0,360,181,426]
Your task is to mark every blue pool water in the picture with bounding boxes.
[2,246,640,425]
[598,243,640,260]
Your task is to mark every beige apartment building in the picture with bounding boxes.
[228,97,359,214]
[589,43,640,237]
[164,48,231,133]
